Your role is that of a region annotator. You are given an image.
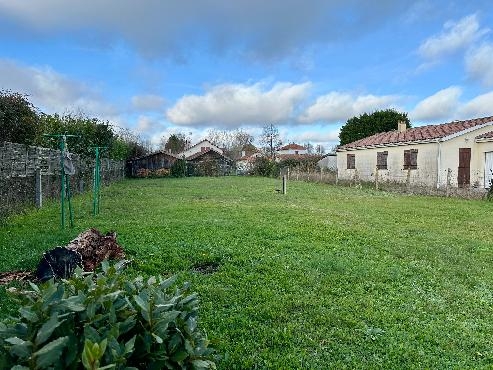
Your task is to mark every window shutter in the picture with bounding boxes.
[377,151,388,169]
[403,150,410,169]
[347,154,355,169]
[410,149,418,169]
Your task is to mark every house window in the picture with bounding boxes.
[347,154,355,169]
[377,151,388,170]
[403,149,418,170]
[295,150,299,155]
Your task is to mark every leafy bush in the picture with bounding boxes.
[136,168,171,178]
[0,261,216,369]
[251,157,279,177]
[154,168,171,177]
[278,155,322,172]
[171,159,187,178]
[136,168,153,178]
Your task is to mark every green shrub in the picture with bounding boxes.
[251,157,279,177]
[171,159,187,178]
[0,261,216,369]
[278,155,322,172]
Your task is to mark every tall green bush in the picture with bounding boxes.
[171,159,187,178]
[251,157,279,177]
[0,261,216,369]
[0,90,40,145]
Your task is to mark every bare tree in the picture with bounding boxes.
[207,128,254,159]
[304,142,314,154]
[260,124,282,159]
[315,144,326,155]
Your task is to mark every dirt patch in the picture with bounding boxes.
[0,271,35,285]
[192,261,220,275]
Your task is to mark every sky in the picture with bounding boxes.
[1,0,493,151]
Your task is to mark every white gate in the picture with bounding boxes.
[485,152,493,188]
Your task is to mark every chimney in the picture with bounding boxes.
[241,150,246,157]
[397,120,407,133]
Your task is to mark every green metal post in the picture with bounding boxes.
[92,146,106,216]
[60,136,66,228]
[44,133,79,228]
[67,176,74,227]
[93,147,99,215]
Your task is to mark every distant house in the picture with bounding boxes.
[336,116,493,188]
[180,139,224,159]
[127,151,178,177]
[127,139,233,177]
[186,147,233,176]
[276,143,308,156]
[236,151,263,174]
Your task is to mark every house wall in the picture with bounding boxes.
[439,126,493,188]
[277,148,308,155]
[317,155,337,171]
[128,152,177,176]
[337,143,439,187]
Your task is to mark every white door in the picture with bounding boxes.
[485,152,493,188]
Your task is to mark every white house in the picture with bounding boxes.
[178,139,224,159]
[336,116,493,188]
[236,151,263,174]
[276,143,308,156]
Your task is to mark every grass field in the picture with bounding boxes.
[1,176,493,368]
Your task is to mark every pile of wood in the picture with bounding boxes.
[65,228,125,271]
[0,228,126,284]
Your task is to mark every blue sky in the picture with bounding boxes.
[1,0,493,151]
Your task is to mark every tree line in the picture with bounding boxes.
[0,90,150,160]
[1,88,411,162]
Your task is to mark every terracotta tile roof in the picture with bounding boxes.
[339,116,493,150]
[279,143,306,150]
[238,152,262,161]
[277,154,323,161]
[476,130,493,140]
[186,148,217,160]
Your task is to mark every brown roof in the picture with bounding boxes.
[279,143,306,150]
[339,116,493,150]
[238,152,262,161]
[277,154,322,161]
[476,131,493,140]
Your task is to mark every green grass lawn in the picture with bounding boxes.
[2,176,493,369]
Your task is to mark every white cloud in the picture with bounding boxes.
[458,91,493,118]
[418,14,488,60]
[166,82,311,127]
[131,94,166,112]
[299,92,400,123]
[135,115,162,134]
[0,58,117,118]
[466,43,493,86]
[410,86,462,121]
